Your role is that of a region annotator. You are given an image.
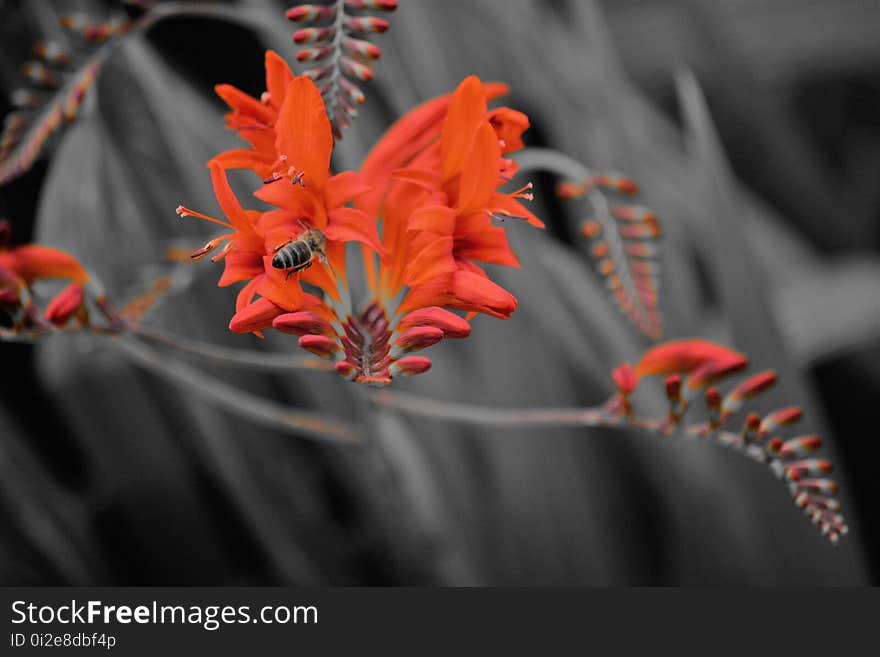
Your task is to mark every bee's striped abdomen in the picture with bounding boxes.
[272,240,313,271]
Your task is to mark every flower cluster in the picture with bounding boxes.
[0,220,92,335]
[181,51,542,384]
[608,339,847,544]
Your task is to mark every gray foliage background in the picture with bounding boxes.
[1,0,878,584]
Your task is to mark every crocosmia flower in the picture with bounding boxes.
[190,53,543,385]
[0,220,90,332]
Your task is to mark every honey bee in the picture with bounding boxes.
[271,225,328,280]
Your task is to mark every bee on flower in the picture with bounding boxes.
[183,51,544,385]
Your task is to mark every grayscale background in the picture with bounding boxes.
[1,0,878,585]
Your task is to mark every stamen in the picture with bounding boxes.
[486,209,528,223]
[210,240,236,262]
[189,234,234,260]
[509,182,534,201]
[176,205,233,229]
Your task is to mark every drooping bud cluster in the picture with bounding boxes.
[271,302,469,386]
[0,8,132,185]
[286,0,397,137]
[557,173,662,339]
[608,339,848,544]
[0,220,105,337]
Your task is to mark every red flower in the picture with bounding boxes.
[211,50,295,179]
[362,75,543,321]
[0,220,89,331]
[634,338,748,390]
[191,57,545,385]
[181,76,382,334]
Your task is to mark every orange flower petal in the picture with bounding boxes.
[634,339,748,377]
[404,235,457,287]
[256,255,304,311]
[229,295,284,333]
[454,225,520,267]
[325,207,385,256]
[274,76,332,191]
[407,204,456,235]
[209,163,256,235]
[0,245,88,284]
[441,76,489,181]
[210,149,275,174]
[456,122,501,215]
[273,311,336,337]
[397,306,471,338]
[218,250,264,287]
[325,170,372,209]
[264,50,294,111]
[488,106,529,153]
[215,83,272,123]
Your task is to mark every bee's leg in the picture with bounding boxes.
[285,261,312,280]
[272,239,293,253]
[315,247,336,278]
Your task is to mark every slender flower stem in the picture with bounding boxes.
[369,389,614,428]
[115,337,359,445]
[129,324,335,373]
